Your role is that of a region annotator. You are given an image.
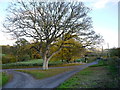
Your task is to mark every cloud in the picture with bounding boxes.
[65,0,119,9]
[72,0,119,9]
[93,0,109,9]
[93,0,119,9]
[93,26,118,48]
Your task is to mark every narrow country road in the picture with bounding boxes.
[2,61,98,88]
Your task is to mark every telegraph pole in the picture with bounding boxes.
[107,43,110,58]
[102,46,103,57]
[107,43,109,49]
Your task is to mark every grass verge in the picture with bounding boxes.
[58,59,120,88]
[58,66,115,88]
[0,72,12,87]
[16,67,75,79]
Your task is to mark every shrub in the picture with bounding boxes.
[17,54,31,61]
[106,57,120,66]
[76,58,84,62]
[2,55,16,64]
[87,57,97,63]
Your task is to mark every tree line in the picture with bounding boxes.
[2,36,86,64]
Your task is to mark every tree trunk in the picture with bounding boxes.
[43,59,49,70]
[66,59,69,63]
[42,46,61,70]
[43,55,49,70]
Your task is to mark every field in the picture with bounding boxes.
[58,66,111,88]
[3,59,43,65]
[2,59,62,69]
[2,59,84,69]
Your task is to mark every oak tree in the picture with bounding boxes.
[4,1,102,69]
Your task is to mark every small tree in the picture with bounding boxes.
[3,1,103,69]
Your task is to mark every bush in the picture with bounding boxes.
[17,54,31,61]
[106,57,120,66]
[87,57,97,63]
[2,55,16,64]
[76,58,84,62]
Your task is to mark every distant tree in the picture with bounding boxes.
[3,1,103,69]
[29,42,42,59]
[109,48,120,58]
[2,45,13,55]
[15,38,29,47]
[2,45,17,63]
[14,38,31,61]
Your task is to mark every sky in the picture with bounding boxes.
[0,0,119,49]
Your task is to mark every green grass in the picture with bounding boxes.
[106,64,119,87]
[2,59,63,69]
[0,72,1,87]
[58,67,94,88]
[107,65,118,75]
[17,59,43,64]
[3,59,43,65]
[58,66,115,88]
[2,59,43,69]
[0,53,6,56]
[2,59,83,69]
[3,59,63,65]
[0,72,11,87]
[16,67,75,79]
[90,60,107,67]
[58,59,119,88]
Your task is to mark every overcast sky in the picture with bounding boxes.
[0,0,118,49]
